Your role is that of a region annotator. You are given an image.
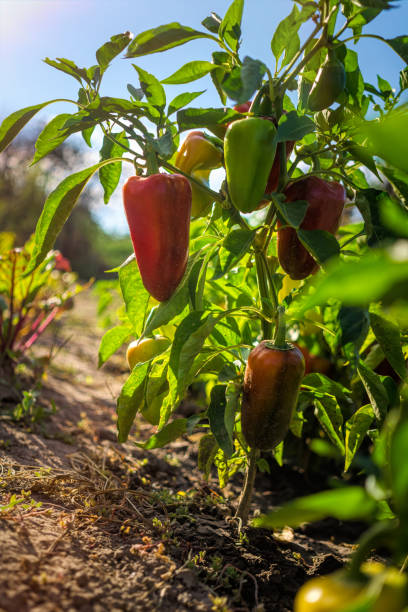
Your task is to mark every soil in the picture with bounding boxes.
[0,292,363,612]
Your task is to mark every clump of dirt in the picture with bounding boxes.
[0,292,361,611]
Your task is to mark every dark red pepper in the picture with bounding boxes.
[123,173,191,302]
[277,176,346,280]
[241,341,305,450]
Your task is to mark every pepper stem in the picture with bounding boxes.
[274,306,287,348]
[235,448,260,527]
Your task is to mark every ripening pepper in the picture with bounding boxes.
[175,131,222,174]
[277,176,346,280]
[225,117,277,213]
[294,563,407,612]
[123,173,191,302]
[241,340,305,450]
[126,336,171,369]
[308,49,346,112]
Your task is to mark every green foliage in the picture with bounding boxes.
[1,0,407,560]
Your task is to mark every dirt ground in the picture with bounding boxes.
[0,292,362,612]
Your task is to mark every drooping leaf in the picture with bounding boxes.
[117,363,149,442]
[386,35,408,64]
[357,361,389,421]
[208,384,234,458]
[99,131,128,203]
[126,23,211,57]
[31,113,72,164]
[297,229,340,265]
[198,434,219,480]
[274,198,309,228]
[0,101,60,153]
[118,258,150,337]
[314,396,345,454]
[98,323,133,368]
[370,312,407,380]
[344,404,375,471]
[26,161,121,275]
[133,65,166,109]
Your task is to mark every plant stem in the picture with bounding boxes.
[274,306,287,348]
[255,252,273,339]
[235,448,260,526]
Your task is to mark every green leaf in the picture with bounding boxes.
[221,56,266,104]
[118,258,150,337]
[297,229,340,265]
[271,5,300,63]
[133,65,166,108]
[339,306,370,348]
[277,111,315,142]
[99,131,128,203]
[117,363,149,442]
[144,250,203,335]
[31,113,71,165]
[198,434,219,479]
[162,61,216,84]
[127,84,144,100]
[202,14,222,34]
[96,32,132,70]
[390,420,408,523]
[213,228,255,280]
[138,418,188,449]
[170,311,216,393]
[253,486,376,528]
[271,4,315,65]
[386,35,408,63]
[167,91,205,116]
[82,126,95,147]
[370,312,407,381]
[302,373,352,407]
[344,404,375,471]
[296,251,408,313]
[26,161,115,275]
[356,189,398,247]
[126,22,210,57]
[363,109,408,174]
[314,396,345,454]
[219,0,244,52]
[357,361,389,421]
[345,141,382,181]
[208,384,234,458]
[274,198,309,228]
[177,107,240,132]
[0,101,60,153]
[98,324,133,368]
[380,195,408,237]
[44,57,89,84]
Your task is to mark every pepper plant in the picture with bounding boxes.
[0,0,407,528]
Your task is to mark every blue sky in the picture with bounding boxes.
[1,0,407,233]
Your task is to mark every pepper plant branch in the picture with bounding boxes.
[278,19,322,83]
[235,448,260,526]
[255,252,273,339]
[260,251,279,314]
[332,8,368,41]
